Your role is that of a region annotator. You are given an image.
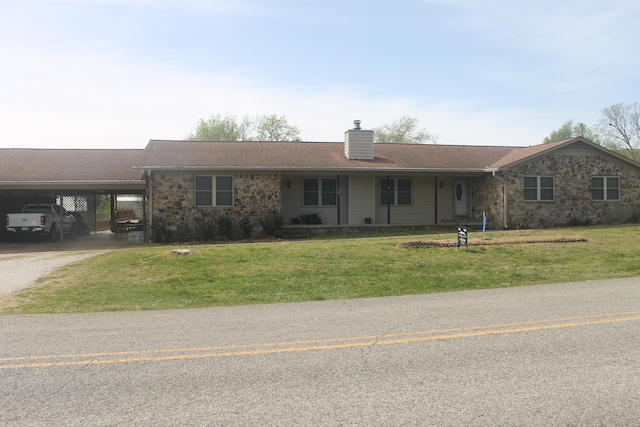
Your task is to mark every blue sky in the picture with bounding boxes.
[1,0,639,149]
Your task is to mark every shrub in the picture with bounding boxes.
[568,217,582,227]
[197,217,216,241]
[175,222,193,242]
[215,214,234,241]
[568,217,593,227]
[260,209,284,237]
[151,220,174,243]
[239,216,253,239]
[300,213,322,224]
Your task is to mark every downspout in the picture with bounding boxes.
[148,169,153,240]
[492,171,508,229]
[337,175,341,225]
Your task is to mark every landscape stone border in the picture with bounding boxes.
[399,237,587,249]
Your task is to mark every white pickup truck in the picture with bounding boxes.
[6,204,77,242]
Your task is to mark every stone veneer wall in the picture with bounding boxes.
[485,153,640,229]
[471,176,505,229]
[150,172,281,230]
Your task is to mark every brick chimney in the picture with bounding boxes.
[344,120,374,160]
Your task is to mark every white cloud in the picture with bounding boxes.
[1,39,546,149]
[4,0,633,149]
[463,1,640,65]
[46,0,263,14]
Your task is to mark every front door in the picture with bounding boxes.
[453,179,469,217]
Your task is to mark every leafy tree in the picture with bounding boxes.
[543,119,599,144]
[372,116,438,144]
[187,114,251,141]
[253,114,301,141]
[595,103,640,160]
[187,114,300,141]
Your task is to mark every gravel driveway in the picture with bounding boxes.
[0,251,109,296]
[0,234,142,296]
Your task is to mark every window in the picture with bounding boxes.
[195,176,234,207]
[216,176,233,206]
[592,176,619,201]
[524,176,554,201]
[303,178,337,206]
[380,177,412,206]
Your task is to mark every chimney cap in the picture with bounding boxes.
[353,120,361,130]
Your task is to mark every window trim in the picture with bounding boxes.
[378,177,413,207]
[592,176,620,201]
[302,177,338,207]
[523,176,555,202]
[194,175,234,207]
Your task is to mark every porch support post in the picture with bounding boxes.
[110,193,116,233]
[434,176,438,224]
[58,191,64,242]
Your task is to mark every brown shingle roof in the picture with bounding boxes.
[138,140,520,171]
[487,138,576,169]
[0,149,145,182]
[5,137,633,187]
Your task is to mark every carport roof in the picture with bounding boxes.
[0,149,146,190]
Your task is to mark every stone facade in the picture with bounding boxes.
[473,151,640,229]
[471,176,505,227]
[149,172,282,230]
[145,144,640,236]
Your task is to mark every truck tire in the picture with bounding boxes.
[70,223,77,238]
[49,224,58,242]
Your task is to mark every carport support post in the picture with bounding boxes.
[110,194,116,233]
[58,191,64,242]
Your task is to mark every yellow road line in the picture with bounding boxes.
[2,311,639,370]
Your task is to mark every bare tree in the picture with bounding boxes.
[596,103,640,160]
[373,116,438,144]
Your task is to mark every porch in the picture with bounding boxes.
[281,219,486,239]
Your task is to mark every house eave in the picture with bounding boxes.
[494,137,640,171]
[137,166,492,174]
[0,180,146,190]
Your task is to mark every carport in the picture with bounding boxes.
[0,149,146,242]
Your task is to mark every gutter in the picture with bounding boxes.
[0,180,146,185]
[133,166,493,174]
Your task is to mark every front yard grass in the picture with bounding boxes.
[2,226,640,314]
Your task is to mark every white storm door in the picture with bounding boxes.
[453,179,469,217]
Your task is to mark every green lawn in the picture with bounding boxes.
[2,226,640,315]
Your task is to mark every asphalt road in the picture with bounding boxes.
[1,277,639,426]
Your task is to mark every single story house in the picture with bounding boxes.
[137,124,640,234]
[2,122,640,241]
